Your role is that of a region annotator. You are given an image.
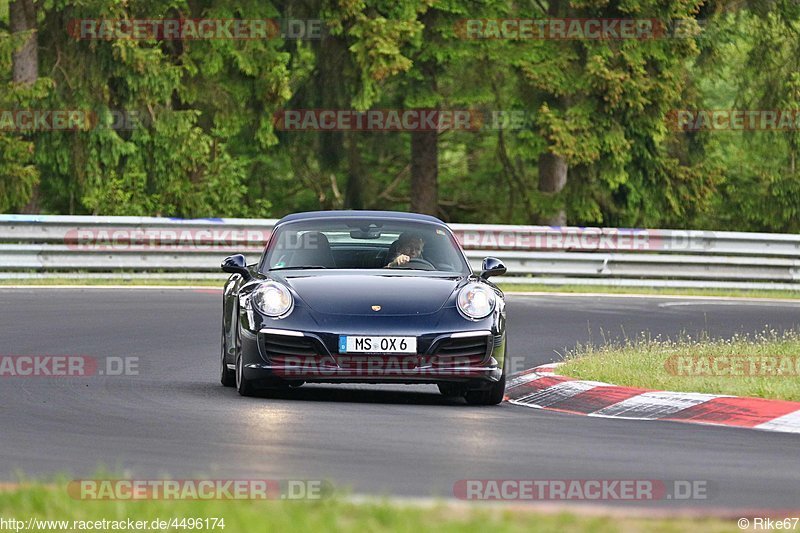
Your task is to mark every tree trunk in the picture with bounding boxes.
[538,151,567,225]
[410,130,438,215]
[345,133,364,209]
[535,0,570,225]
[11,0,40,214]
[10,0,38,84]
[409,8,440,217]
[316,33,346,173]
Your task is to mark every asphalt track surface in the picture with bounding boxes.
[1,288,799,510]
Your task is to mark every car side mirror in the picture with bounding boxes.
[480,257,506,279]
[221,254,250,280]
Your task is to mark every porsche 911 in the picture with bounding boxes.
[220,210,507,405]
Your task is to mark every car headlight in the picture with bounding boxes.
[251,282,294,318]
[457,283,496,320]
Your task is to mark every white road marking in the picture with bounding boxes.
[754,409,800,434]
[657,301,800,308]
[589,391,724,419]
[511,380,609,408]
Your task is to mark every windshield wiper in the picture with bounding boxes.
[269,265,329,271]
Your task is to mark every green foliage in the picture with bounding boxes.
[6,0,292,217]
[0,2,44,211]
[693,10,800,231]
[0,0,798,231]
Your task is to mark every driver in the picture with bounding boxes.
[386,232,425,268]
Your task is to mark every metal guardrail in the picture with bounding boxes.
[1,214,799,290]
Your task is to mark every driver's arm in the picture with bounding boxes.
[386,254,410,268]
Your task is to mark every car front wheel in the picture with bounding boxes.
[235,351,257,397]
[220,328,235,387]
[465,373,506,406]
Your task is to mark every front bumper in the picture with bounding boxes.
[239,326,506,385]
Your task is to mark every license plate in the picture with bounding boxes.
[339,336,416,354]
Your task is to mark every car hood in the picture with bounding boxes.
[276,272,465,316]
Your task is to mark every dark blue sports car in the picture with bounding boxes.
[220,210,508,405]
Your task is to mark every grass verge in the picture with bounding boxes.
[0,481,741,533]
[560,331,800,401]
[497,283,800,300]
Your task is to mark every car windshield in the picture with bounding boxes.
[262,218,470,274]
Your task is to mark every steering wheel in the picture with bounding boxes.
[402,257,436,271]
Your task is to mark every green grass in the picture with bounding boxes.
[496,283,800,300]
[560,330,800,401]
[0,481,741,533]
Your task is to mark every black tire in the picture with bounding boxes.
[220,328,235,387]
[437,383,465,397]
[465,373,506,406]
[235,351,257,397]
